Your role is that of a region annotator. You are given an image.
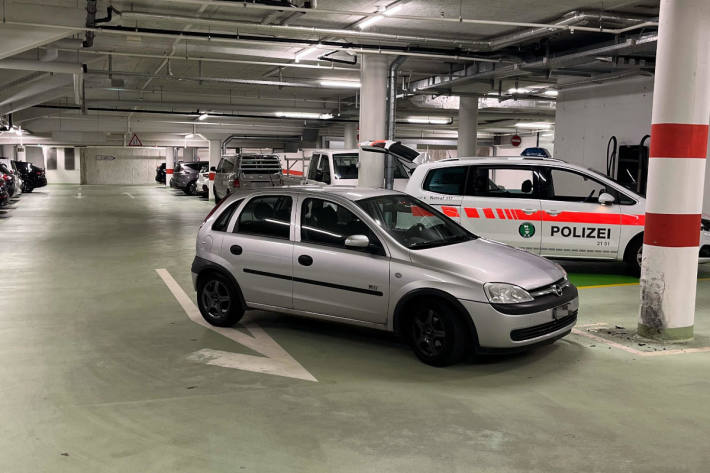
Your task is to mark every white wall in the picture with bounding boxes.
[80,147,166,185]
[555,76,710,214]
[46,147,81,184]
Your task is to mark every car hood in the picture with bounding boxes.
[410,238,565,290]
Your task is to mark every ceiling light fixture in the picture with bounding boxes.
[515,122,553,129]
[198,112,209,120]
[543,90,559,97]
[406,117,452,125]
[294,45,320,63]
[319,80,361,88]
[275,111,334,120]
[507,87,531,95]
[358,4,403,30]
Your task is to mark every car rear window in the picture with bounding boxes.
[423,166,467,195]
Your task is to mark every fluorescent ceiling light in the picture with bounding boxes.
[358,4,403,29]
[276,111,333,120]
[515,122,553,129]
[295,45,320,63]
[198,113,209,120]
[320,80,361,88]
[543,90,559,97]
[407,117,451,125]
[507,87,531,95]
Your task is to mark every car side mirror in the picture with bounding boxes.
[345,234,369,248]
[210,166,216,172]
[598,192,615,206]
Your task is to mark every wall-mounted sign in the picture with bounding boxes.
[511,135,522,147]
[96,155,116,161]
[128,133,143,147]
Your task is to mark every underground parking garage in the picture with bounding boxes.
[2,0,710,471]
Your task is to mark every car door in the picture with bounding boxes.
[214,157,233,199]
[461,165,543,254]
[417,165,467,223]
[292,196,390,324]
[220,194,294,308]
[538,167,622,259]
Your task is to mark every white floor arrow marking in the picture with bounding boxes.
[155,268,317,382]
[123,192,135,199]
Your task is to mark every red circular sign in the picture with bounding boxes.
[511,135,522,147]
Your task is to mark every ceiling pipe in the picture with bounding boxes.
[138,0,657,36]
[118,11,489,48]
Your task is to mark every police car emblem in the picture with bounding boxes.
[519,222,535,239]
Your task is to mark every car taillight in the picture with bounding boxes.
[36,171,42,175]
[202,197,226,224]
[232,178,240,188]
[2,174,10,181]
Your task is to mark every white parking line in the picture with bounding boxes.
[155,268,317,382]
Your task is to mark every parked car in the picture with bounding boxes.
[0,179,9,207]
[213,154,285,202]
[0,163,17,197]
[196,165,210,197]
[191,187,578,366]
[171,160,208,195]
[380,154,710,275]
[12,161,46,192]
[155,163,166,184]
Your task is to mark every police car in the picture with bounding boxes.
[358,144,710,274]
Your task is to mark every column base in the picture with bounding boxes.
[637,323,694,342]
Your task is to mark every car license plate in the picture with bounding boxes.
[553,303,572,320]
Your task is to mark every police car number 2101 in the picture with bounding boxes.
[550,225,611,239]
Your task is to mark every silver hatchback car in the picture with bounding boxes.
[192,187,578,366]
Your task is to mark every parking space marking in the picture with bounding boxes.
[155,268,317,382]
[572,324,710,357]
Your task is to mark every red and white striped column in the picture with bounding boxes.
[165,146,174,188]
[639,0,710,340]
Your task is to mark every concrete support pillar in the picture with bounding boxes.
[208,140,221,202]
[458,96,479,157]
[344,122,358,149]
[639,0,710,341]
[165,146,174,188]
[358,54,388,187]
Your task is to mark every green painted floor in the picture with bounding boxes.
[2,185,710,473]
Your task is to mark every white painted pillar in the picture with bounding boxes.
[358,54,388,187]
[344,122,358,149]
[165,146,174,188]
[639,0,710,341]
[458,96,479,157]
[208,140,221,201]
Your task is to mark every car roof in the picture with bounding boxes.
[227,185,401,202]
[416,156,591,171]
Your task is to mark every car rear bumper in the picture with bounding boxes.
[459,296,578,349]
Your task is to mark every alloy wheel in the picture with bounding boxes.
[412,308,447,357]
[201,280,232,319]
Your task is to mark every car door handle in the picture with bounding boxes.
[546,210,561,216]
[298,255,313,266]
[230,245,243,255]
[522,208,538,215]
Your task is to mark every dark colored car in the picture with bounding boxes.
[12,161,47,192]
[0,163,17,197]
[0,179,9,207]
[156,163,166,184]
[171,160,208,195]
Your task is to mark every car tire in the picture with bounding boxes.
[406,298,469,367]
[23,186,33,193]
[185,181,197,196]
[624,236,643,276]
[196,272,244,327]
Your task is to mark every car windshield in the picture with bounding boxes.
[332,153,359,179]
[356,195,476,250]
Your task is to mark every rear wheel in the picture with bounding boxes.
[185,181,197,195]
[406,298,469,366]
[196,272,244,327]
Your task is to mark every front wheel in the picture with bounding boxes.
[196,273,244,327]
[407,299,469,366]
[625,238,643,276]
[185,181,197,196]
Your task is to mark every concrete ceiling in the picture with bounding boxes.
[0,0,659,147]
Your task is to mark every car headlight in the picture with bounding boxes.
[484,283,534,304]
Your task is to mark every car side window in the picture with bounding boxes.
[307,155,320,180]
[212,199,243,232]
[221,158,235,173]
[544,168,634,204]
[235,195,292,239]
[422,166,467,195]
[466,166,537,198]
[301,198,383,254]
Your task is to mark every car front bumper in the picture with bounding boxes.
[459,295,578,349]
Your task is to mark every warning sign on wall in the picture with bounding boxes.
[128,133,143,147]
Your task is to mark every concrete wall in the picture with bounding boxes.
[80,147,166,185]
[555,76,710,214]
[45,147,81,184]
